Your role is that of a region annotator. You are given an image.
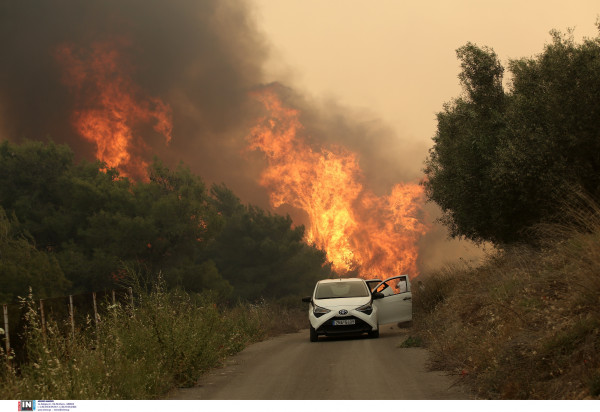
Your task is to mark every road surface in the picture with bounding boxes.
[168,324,473,400]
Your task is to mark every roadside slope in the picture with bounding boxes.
[413,217,600,399]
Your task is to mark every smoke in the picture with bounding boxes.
[255,84,429,196]
[0,0,270,200]
[0,0,485,270]
[0,0,428,200]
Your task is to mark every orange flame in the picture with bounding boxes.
[248,87,427,279]
[55,39,172,180]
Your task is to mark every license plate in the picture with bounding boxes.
[333,319,355,326]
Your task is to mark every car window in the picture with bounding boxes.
[397,278,408,293]
[373,275,411,295]
[366,280,382,292]
[315,281,369,299]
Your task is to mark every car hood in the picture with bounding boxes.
[313,296,371,309]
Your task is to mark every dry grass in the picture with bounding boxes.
[413,203,600,399]
[0,276,308,399]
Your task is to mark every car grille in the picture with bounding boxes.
[317,316,372,335]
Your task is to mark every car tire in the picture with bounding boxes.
[309,325,318,342]
[368,328,380,339]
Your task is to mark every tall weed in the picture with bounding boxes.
[0,273,306,399]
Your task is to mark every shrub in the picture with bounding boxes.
[0,272,305,399]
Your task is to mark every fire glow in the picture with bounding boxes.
[248,87,427,279]
[55,39,172,180]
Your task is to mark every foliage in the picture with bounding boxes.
[207,185,332,300]
[424,27,600,244]
[398,335,423,348]
[0,207,70,302]
[0,274,307,399]
[0,140,330,301]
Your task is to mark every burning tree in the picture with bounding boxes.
[55,39,172,182]
[248,86,427,279]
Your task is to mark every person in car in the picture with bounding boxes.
[381,282,394,296]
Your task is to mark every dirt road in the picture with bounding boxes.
[168,324,473,400]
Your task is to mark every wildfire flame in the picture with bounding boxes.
[248,87,427,279]
[55,39,172,180]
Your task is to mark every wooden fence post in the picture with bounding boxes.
[2,304,9,358]
[92,292,99,334]
[39,299,46,341]
[69,295,75,339]
[112,290,116,306]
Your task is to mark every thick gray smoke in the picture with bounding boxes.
[0,0,425,201]
[0,0,484,270]
[0,0,270,201]
[268,85,428,195]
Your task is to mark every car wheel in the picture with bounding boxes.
[368,328,380,339]
[310,325,318,342]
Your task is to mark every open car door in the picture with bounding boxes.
[372,275,412,325]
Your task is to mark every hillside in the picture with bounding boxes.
[413,204,600,399]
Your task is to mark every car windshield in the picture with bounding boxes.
[315,281,369,299]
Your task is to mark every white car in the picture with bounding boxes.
[302,275,412,342]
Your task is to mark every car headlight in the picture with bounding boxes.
[313,304,331,318]
[356,303,373,315]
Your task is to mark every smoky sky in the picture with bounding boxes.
[0,0,266,198]
[0,0,488,270]
[0,0,423,205]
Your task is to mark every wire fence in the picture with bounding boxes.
[1,288,134,363]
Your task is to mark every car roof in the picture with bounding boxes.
[317,278,366,284]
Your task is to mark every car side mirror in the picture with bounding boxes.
[372,292,384,300]
[302,296,312,303]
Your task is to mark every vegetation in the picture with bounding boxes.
[417,23,600,399]
[0,140,331,302]
[0,208,70,303]
[413,202,600,399]
[0,274,307,399]
[3,19,600,401]
[424,26,600,244]
[0,139,319,398]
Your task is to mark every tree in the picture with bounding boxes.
[132,159,230,294]
[424,28,600,245]
[493,30,600,224]
[0,140,75,249]
[0,207,70,302]
[206,186,331,300]
[424,43,508,243]
[0,140,329,299]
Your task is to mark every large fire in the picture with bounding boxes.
[53,39,425,278]
[55,39,172,180]
[248,87,427,279]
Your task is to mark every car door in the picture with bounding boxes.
[372,275,412,325]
